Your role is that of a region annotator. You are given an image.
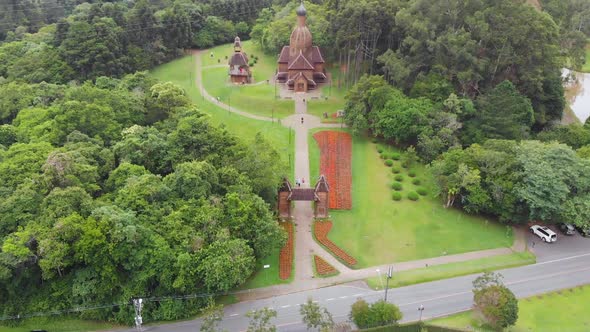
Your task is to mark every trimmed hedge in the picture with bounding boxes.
[417,187,428,196]
[391,152,401,160]
[385,159,394,167]
[392,192,402,201]
[408,191,419,201]
[377,147,384,153]
[412,178,421,185]
[394,174,404,182]
[391,166,401,174]
[408,170,417,177]
[391,182,403,191]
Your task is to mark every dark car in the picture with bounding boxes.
[558,223,576,235]
[575,224,590,237]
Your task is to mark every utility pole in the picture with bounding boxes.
[133,298,143,331]
[384,265,393,302]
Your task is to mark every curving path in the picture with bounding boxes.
[192,49,526,299]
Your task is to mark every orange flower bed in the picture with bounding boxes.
[313,131,352,209]
[279,222,294,280]
[313,220,357,267]
[314,255,338,276]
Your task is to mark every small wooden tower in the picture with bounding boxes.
[314,175,329,218]
[278,178,292,218]
[228,36,252,84]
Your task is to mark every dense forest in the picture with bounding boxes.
[0,74,286,322]
[1,0,590,325]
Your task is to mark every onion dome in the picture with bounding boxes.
[296,2,306,16]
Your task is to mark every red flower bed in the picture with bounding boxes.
[313,220,357,267]
[314,255,338,276]
[313,131,352,209]
[279,222,294,280]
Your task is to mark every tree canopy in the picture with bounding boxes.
[0,74,287,324]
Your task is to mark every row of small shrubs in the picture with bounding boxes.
[392,179,422,189]
[379,151,401,160]
[392,191,422,201]
[378,145,429,202]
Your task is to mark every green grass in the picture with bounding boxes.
[201,40,294,119]
[307,85,347,123]
[0,318,120,332]
[238,248,293,289]
[202,67,293,119]
[308,133,514,268]
[431,285,590,331]
[202,40,276,80]
[366,252,535,290]
[582,44,590,73]
[150,54,295,178]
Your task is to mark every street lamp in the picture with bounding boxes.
[418,304,425,322]
[384,265,393,302]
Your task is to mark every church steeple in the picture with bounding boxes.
[296,1,307,27]
[233,36,242,52]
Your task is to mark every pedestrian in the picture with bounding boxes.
[295,178,300,187]
[532,241,535,248]
[302,178,305,185]
[301,117,304,124]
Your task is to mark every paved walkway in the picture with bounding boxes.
[192,49,528,302]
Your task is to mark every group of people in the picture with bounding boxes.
[295,177,305,187]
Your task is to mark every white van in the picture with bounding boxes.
[530,225,557,243]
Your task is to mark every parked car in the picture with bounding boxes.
[574,224,590,237]
[530,225,557,242]
[558,223,576,235]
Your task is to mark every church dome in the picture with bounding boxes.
[296,3,306,16]
[290,25,312,55]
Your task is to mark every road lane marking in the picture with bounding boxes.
[353,293,364,297]
[229,313,238,317]
[281,305,291,308]
[326,298,335,301]
[339,296,348,299]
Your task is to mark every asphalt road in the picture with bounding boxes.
[111,251,590,332]
[527,225,590,262]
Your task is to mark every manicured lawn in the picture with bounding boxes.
[366,252,535,290]
[150,55,295,178]
[582,44,590,73]
[202,67,293,119]
[0,318,120,332]
[307,78,348,123]
[431,285,590,331]
[202,40,276,80]
[201,40,294,119]
[308,133,514,268]
[238,246,294,290]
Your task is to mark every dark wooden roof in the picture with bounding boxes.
[229,52,248,67]
[279,178,292,192]
[278,46,290,63]
[315,175,329,192]
[289,188,318,201]
[288,51,314,70]
[310,46,324,63]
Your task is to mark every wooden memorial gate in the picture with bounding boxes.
[278,175,330,219]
